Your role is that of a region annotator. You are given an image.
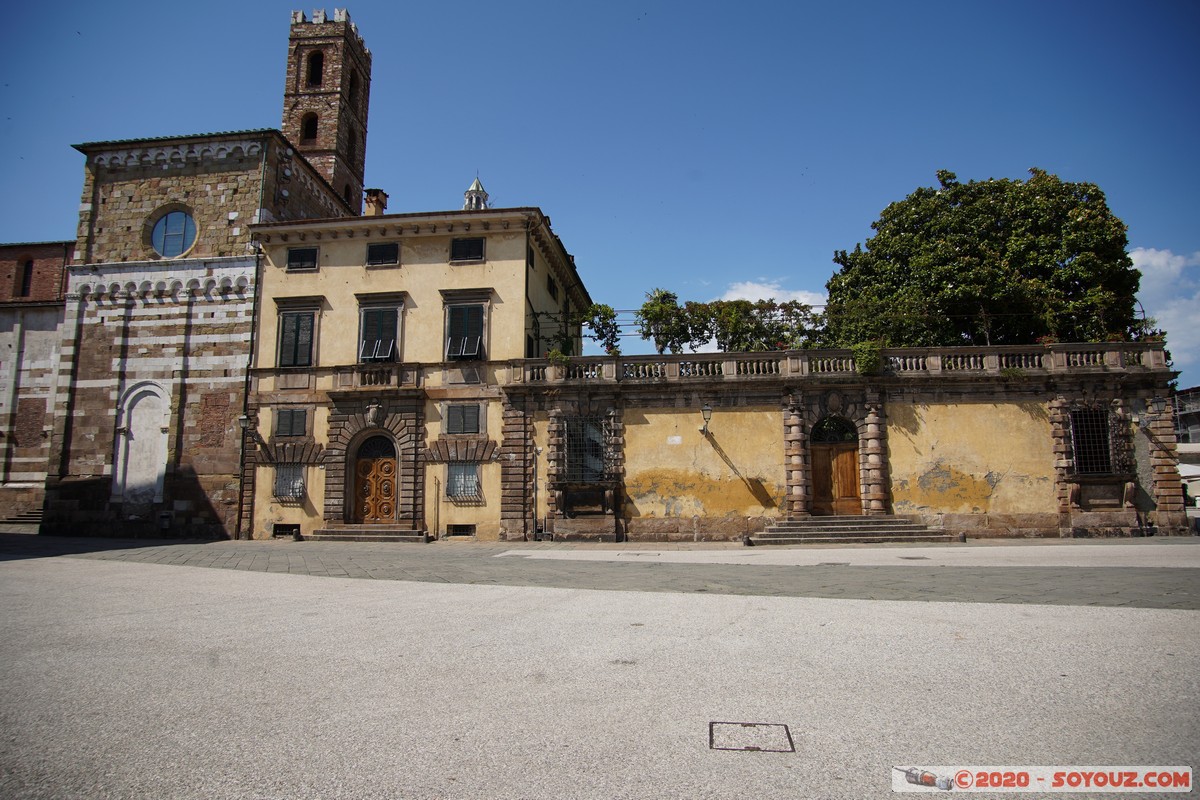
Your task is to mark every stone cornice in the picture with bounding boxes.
[87,138,266,169]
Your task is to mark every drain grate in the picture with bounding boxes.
[709,722,795,753]
[816,561,850,566]
[898,556,930,560]
[618,552,661,557]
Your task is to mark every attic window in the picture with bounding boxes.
[286,247,318,271]
[366,242,399,266]
[450,237,484,262]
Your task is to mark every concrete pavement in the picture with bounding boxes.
[0,536,1197,799]
[1,533,1197,609]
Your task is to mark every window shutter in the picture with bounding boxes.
[295,313,313,366]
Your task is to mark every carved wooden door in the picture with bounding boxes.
[811,443,861,516]
[353,436,397,524]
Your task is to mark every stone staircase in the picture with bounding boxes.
[306,527,428,543]
[748,515,957,546]
[0,508,43,526]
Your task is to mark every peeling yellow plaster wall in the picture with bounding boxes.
[888,402,1055,514]
[623,407,784,518]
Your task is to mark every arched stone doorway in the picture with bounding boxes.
[353,435,397,523]
[811,416,860,516]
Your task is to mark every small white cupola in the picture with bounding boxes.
[463,177,489,210]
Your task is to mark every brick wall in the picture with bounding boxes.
[0,241,71,302]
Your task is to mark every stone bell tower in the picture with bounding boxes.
[281,8,372,214]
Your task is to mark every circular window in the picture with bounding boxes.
[150,210,197,258]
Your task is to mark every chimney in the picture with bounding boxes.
[363,188,388,217]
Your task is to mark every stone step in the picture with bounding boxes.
[0,510,44,524]
[748,515,953,546]
[750,534,957,546]
[306,528,428,543]
[763,522,931,533]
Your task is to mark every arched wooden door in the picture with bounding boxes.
[811,416,861,516]
[354,436,397,523]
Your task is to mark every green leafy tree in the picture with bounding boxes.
[824,169,1142,347]
[635,289,693,354]
[580,303,621,353]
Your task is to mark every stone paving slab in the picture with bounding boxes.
[1,534,1197,609]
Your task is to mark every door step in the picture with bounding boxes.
[748,515,955,546]
[307,527,428,543]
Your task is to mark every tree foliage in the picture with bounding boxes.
[824,169,1144,347]
[634,289,693,354]
[635,290,818,353]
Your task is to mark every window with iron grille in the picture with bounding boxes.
[286,247,318,271]
[446,462,481,498]
[446,403,481,435]
[273,464,305,499]
[547,275,559,300]
[564,416,608,483]
[450,237,484,262]
[445,304,484,361]
[366,242,399,266]
[275,408,307,437]
[359,306,397,362]
[1070,408,1129,474]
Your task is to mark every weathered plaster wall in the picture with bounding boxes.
[888,401,1056,518]
[252,463,325,539]
[622,406,784,537]
[257,228,530,371]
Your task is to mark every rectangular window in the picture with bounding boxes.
[273,464,305,499]
[446,404,481,435]
[565,416,607,483]
[446,463,481,498]
[547,275,558,300]
[275,408,307,437]
[446,304,484,361]
[366,242,399,266]
[359,306,398,362]
[19,260,34,297]
[286,247,318,271]
[450,237,484,262]
[278,311,315,367]
[1070,409,1114,475]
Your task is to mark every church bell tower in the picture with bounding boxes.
[281,9,372,214]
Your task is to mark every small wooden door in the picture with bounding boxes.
[812,443,861,516]
[354,436,397,523]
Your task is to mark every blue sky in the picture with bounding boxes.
[1,1,1197,386]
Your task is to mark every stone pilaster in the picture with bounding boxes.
[1146,401,1187,533]
[782,394,809,517]
[861,391,890,514]
[545,406,565,519]
[498,398,533,540]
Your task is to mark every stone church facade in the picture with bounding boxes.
[27,11,370,536]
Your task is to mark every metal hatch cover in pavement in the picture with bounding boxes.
[709,722,796,753]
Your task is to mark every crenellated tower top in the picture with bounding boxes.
[281,9,372,214]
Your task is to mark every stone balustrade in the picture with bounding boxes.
[510,342,1169,385]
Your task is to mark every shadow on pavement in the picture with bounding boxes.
[0,532,221,563]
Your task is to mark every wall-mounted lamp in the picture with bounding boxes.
[238,414,267,448]
[699,403,713,435]
[1148,397,1166,416]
